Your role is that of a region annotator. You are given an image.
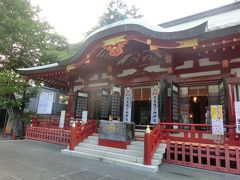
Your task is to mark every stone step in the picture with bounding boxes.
[75,144,161,166]
[131,141,144,146]
[80,140,165,158]
[155,144,166,154]
[127,144,143,151]
[123,148,163,160]
[123,149,143,157]
[127,144,166,153]
[61,149,159,172]
[71,136,166,170]
[78,142,96,149]
[83,138,98,145]
[153,152,163,160]
[77,142,125,154]
[87,135,99,141]
[75,146,141,163]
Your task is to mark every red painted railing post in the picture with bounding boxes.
[144,125,152,165]
[69,122,76,151]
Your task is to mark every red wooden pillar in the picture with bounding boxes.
[227,84,235,125]
[69,122,76,151]
[144,126,152,165]
[226,84,235,142]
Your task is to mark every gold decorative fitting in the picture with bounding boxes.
[84,59,90,64]
[72,121,76,127]
[145,125,151,134]
[146,39,152,45]
[176,38,198,48]
[67,64,76,71]
[102,35,128,57]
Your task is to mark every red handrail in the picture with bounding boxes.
[144,122,240,165]
[144,123,163,165]
[69,119,97,150]
[159,122,239,146]
[30,115,75,130]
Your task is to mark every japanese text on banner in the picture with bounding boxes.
[211,105,224,135]
[123,88,132,123]
[151,86,159,124]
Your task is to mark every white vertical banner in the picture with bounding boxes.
[82,111,88,124]
[123,88,132,122]
[235,102,240,133]
[59,110,65,128]
[151,86,159,124]
[211,105,224,135]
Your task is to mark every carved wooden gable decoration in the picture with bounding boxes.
[102,35,128,57]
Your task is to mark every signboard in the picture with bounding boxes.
[75,91,88,118]
[112,86,121,93]
[82,111,88,124]
[59,110,65,128]
[123,88,132,122]
[211,105,224,135]
[151,86,159,124]
[37,91,54,114]
[235,102,240,133]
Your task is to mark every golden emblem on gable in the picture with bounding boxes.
[66,64,76,71]
[176,38,198,48]
[102,35,128,57]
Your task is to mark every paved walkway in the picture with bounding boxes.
[0,140,239,180]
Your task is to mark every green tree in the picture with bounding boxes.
[0,70,39,135]
[84,0,143,37]
[99,0,143,26]
[0,0,70,69]
[0,70,37,109]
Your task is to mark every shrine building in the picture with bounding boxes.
[17,2,240,174]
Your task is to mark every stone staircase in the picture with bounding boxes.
[61,135,166,172]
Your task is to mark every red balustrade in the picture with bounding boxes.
[30,116,73,129]
[164,140,240,174]
[144,122,240,166]
[69,119,97,150]
[144,124,163,165]
[26,116,96,145]
[159,122,240,146]
[25,127,71,145]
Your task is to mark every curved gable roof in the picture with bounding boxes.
[17,19,208,74]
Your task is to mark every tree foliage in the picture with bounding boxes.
[85,0,143,37]
[0,70,38,109]
[99,0,143,27]
[0,0,70,70]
